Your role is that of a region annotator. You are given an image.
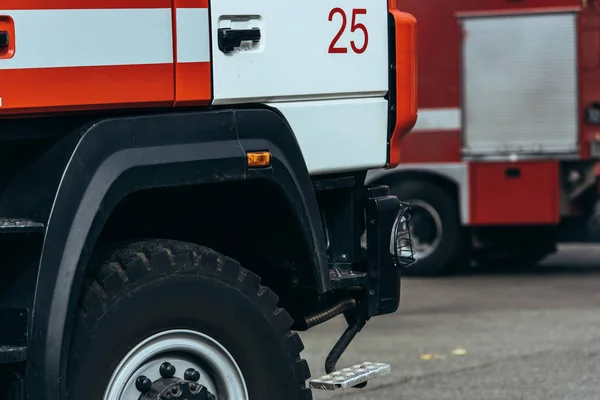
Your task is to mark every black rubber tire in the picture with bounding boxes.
[389,180,467,277]
[66,239,312,400]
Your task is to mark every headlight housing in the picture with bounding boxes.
[390,202,415,268]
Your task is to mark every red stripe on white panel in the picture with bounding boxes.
[3,9,173,69]
[173,5,212,105]
[0,6,213,113]
[175,62,212,106]
[176,0,209,8]
[1,0,171,10]
[176,8,211,63]
[0,64,174,114]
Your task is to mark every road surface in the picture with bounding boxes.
[301,244,600,400]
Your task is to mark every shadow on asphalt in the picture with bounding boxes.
[455,263,600,277]
[436,244,600,278]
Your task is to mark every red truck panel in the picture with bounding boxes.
[402,0,581,110]
[399,130,461,163]
[398,0,591,164]
[469,161,560,225]
[0,0,211,115]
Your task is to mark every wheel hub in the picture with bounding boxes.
[407,199,443,260]
[136,362,216,400]
[103,329,248,400]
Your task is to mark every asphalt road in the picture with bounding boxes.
[300,244,600,400]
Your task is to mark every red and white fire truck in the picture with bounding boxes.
[0,0,417,399]
[368,0,600,276]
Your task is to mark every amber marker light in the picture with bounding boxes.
[246,151,271,167]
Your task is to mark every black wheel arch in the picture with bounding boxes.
[3,107,329,400]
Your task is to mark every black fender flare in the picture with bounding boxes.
[27,108,329,400]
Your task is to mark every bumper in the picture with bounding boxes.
[365,185,414,317]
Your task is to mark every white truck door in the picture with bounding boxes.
[210,0,390,175]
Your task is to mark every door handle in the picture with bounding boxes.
[0,31,8,49]
[217,27,261,53]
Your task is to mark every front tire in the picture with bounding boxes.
[67,239,312,400]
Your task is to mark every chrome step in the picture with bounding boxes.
[0,218,44,234]
[309,362,391,391]
[329,268,367,289]
[0,346,27,365]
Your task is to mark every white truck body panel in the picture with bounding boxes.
[210,0,391,174]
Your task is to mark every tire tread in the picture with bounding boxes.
[75,239,312,399]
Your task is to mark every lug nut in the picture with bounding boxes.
[184,368,201,382]
[160,362,177,378]
[170,386,181,397]
[135,375,153,393]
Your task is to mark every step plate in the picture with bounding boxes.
[309,362,391,391]
[0,218,44,233]
[0,346,27,364]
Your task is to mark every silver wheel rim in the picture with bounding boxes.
[103,329,249,400]
[408,199,443,260]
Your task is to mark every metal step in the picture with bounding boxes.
[0,347,27,365]
[0,218,44,234]
[329,268,367,289]
[309,362,391,391]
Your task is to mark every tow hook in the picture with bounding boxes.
[136,362,216,400]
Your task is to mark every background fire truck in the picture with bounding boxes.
[367,0,600,276]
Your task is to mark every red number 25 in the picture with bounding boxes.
[328,8,369,54]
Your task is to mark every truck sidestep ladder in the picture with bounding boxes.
[0,218,45,400]
[304,183,415,392]
[0,307,29,400]
[304,296,393,392]
[0,217,42,365]
[0,346,27,365]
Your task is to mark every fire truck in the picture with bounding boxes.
[0,0,416,399]
[367,0,600,276]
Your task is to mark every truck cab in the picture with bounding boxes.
[0,1,416,399]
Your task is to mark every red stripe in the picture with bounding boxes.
[388,10,418,167]
[175,0,209,8]
[175,62,212,106]
[0,64,174,115]
[1,0,173,10]
[399,130,462,163]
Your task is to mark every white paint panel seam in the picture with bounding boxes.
[413,108,462,131]
[176,8,210,63]
[0,9,173,69]
[270,98,389,175]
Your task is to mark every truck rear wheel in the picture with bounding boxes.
[389,180,467,276]
[66,239,312,400]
